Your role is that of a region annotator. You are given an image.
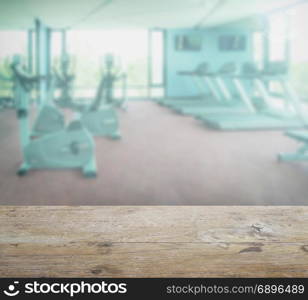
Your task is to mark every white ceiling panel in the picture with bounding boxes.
[0,0,303,30]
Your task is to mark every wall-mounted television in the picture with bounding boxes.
[175,35,202,51]
[219,35,246,51]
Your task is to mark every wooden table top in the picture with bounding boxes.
[0,206,307,277]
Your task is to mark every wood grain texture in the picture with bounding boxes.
[0,206,307,278]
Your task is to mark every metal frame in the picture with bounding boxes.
[27,30,33,73]
[35,19,51,107]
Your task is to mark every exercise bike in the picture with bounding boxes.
[11,55,97,178]
[31,77,65,136]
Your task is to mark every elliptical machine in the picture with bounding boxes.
[98,53,128,110]
[0,60,15,110]
[53,53,76,109]
[11,55,97,178]
[53,53,123,139]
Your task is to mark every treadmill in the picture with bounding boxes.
[200,62,305,131]
[177,62,252,117]
[157,63,221,108]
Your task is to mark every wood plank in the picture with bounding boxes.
[1,206,308,243]
[0,207,307,277]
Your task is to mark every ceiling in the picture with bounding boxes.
[0,0,303,30]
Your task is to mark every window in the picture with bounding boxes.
[219,35,246,51]
[66,30,149,98]
[0,30,27,97]
[253,32,264,69]
[175,35,202,52]
[148,30,165,98]
[289,2,308,99]
[268,13,288,62]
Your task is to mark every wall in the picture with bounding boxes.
[165,20,256,98]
